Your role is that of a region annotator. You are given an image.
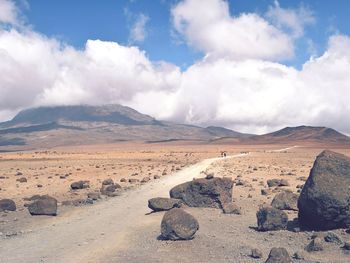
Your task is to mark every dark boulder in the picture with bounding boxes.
[265,247,292,263]
[0,199,16,212]
[161,208,199,240]
[169,177,233,209]
[148,197,182,212]
[257,206,288,231]
[298,150,350,230]
[28,195,57,216]
[271,191,298,211]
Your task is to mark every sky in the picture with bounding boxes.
[0,0,350,134]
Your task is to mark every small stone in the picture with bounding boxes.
[265,247,292,263]
[324,231,343,245]
[250,248,263,259]
[306,237,324,252]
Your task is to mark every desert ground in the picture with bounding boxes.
[1,142,350,262]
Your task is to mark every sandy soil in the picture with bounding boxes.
[1,143,350,263]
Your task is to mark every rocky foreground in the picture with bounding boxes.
[1,147,350,262]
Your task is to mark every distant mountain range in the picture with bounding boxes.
[0,104,349,149]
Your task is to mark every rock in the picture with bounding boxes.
[222,203,241,214]
[70,180,90,190]
[292,251,305,260]
[265,247,292,263]
[298,150,350,230]
[102,178,114,185]
[306,237,323,252]
[28,195,57,216]
[0,199,16,212]
[160,208,199,240]
[16,177,27,183]
[100,183,121,195]
[324,231,343,245]
[261,189,272,196]
[343,242,350,250]
[87,192,101,200]
[120,178,126,182]
[153,175,161,179]
[256,206,288,231]
[205,173,214,179]
[267,179,289,187]
[271,191,298,211]
[250,248,263,259]
[128,178,139,184]
[169,177,233,209]
[148,197,182,212]
[141,177,151,183]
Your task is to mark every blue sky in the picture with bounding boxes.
[1,0,350,134]
[20,0,350,69]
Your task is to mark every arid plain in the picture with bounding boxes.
[1,142,350,262]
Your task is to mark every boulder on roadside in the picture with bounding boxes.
[28,195,57,216]
[0,199,16,212]
[160,208,199,240]
[271,191,298,211]
[148,197,182,212]
[256,206,288,231]
[298,150,350,230]
[265,247,292,263]
[70,180,90,190]
[169,177,233,209]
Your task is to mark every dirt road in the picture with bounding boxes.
[0,153,247,263]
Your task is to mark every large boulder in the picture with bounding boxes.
[271,191,298,211]
[0,199,16,212]
[148,197,182,212]
[28,195,57,216]
[169,177,233,209]
[265,247,292,263]
[298,150,350,230]
[161,208,199,240]
[256,206,288,231]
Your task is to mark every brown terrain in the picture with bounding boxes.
[1,105,350,263]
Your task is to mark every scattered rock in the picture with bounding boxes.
[102,178,114,185]
[271,191,298,211]
[265,247,292,263]
[100,183,121,196]
[292,251,305,260]
[256,206,288,231]
[306,237,324,252]
[324,231,343,245]
[28,195,57,216]
[70,181,90,190]
[87,192,101,201]
[0,199,16,212]
[298,150,350,230]
[170,177,233,209]
[128,178,139,184]
[148,197,182,212]
[16,177,27,183]
[267,179,289,187]
[250,248,263,259]
[141,177,151,183]
[222,203,241,214]
[120,178,127,182]
[160,208,199,240]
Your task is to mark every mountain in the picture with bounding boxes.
[0,104,247,149]
[242,126,350,144]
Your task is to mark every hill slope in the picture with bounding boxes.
[0,105,247,149]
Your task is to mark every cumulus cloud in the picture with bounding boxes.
[129,13,149,43]
[266,0,315,38]
[0,0,20,25]
[171,0,294,61]
[0,0,350,135]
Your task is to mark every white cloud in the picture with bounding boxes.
[266,0,315,38]
[1,0,350,135]
[0,0,20,25]
[129,13,149,43]
[171,0,294,61]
